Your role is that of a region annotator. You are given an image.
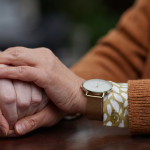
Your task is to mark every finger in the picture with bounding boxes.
[36,90,49,112]
[0,109,9,137]
[25,83,42,116]
[0,47,37,66]
[13,80,32,119]
[0,66,47,89]
[0,79,18,129]
[14,102,65,135]
[0,130,20,138]
[0,65,18,130]
[0,66,40,82]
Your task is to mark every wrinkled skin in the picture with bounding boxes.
[0,64,49,137]
[0,47,87,137]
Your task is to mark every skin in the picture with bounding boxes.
[0,65,49,137]
[0,47,87,136]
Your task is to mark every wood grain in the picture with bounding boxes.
[0,116,149,150]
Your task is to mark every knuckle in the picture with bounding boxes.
[2,94,16,105]
[18,66,27,75]
[4,67,11,75]
[25,117,37,130]
[7,47,23,58]
[31,97,42,105]
[17,101,30,110]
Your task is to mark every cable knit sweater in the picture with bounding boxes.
[71,0,150,134]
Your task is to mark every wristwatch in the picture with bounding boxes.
[81,79,112,121]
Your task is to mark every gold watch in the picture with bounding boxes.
[81,79,112,121]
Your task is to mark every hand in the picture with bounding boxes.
[0,65,49,137]
[0,47,87,136]
[14,101,66,136]
[0,47,87,115]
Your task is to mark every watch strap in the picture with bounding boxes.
[87,97,103,121]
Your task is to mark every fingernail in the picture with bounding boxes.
[16,123,26,135]
[0,126,7,136]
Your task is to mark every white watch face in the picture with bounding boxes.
[82,79,112,93]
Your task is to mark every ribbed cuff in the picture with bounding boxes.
[128,79,150,134]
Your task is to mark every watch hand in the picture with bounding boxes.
[98,83,106,86]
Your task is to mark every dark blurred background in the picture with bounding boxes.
[0,0,135,67]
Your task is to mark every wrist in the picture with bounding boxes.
[74,78,87,116]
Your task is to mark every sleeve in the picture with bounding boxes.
[71,0,150,83]
[103,81,128,128]
[128,79,150,134]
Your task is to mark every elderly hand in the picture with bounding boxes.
[0,47,87,136]
[0,65,49,137]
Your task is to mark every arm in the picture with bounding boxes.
[71,0,150,82]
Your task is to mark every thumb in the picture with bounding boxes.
[14,102,65,135]
[14,107,47,135]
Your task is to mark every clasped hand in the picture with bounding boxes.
[0,47,86,137]
[0,64,49,137]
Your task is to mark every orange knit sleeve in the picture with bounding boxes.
[71,0,150,83]
[128,79,150,134]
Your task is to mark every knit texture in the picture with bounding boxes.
[71,0,150,83]
[128,79,150,134]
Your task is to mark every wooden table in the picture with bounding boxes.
[0,116,150,150]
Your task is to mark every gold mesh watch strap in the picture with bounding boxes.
[87,97,103,121]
